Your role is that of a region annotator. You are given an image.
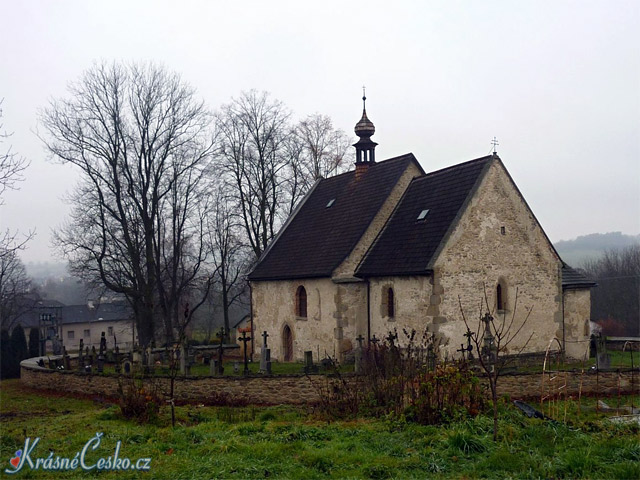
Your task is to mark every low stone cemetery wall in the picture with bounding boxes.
[20,357,639,406]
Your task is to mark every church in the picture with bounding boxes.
[248,99,595,362]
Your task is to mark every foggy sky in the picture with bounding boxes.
[1,0,638,264]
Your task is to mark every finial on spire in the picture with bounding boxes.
[353,88,377,170]
[491,136,499,154]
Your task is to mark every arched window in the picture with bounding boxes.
[387,288,395,318]
[496,284,503,311]
[295,286,307,318]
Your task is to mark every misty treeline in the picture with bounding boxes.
[0,98,33,331]
[34,61,353,346]
[582,244,640,336]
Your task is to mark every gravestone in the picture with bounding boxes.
[114,346,122,374]
[264,348,272,374]
[180,344,186,375]
[99,332,107,355]
[77,340,85,372]
[210,358,219,376]
[145,345,154,374]
[52,336,63,355]
[303,351,318,373]
[62,346,70,370]
[233,361,239,374]
[595,334,611,370]
[259,331,269,373]
[185,348,195,376]
[123,359,131,375]
[355,335,364,374]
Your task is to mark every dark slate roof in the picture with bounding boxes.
[562,264,597,289]
[13,302,133,329]
[62,302,133,324]
[249,154,421,281]
[356,155,493,277]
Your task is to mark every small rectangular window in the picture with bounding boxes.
[501,226,506,235]
[84,329,90,337]
[67,330,75,339]
[417,209,430,221]
[107,326,113,336]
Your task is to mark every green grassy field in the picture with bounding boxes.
[1,380,638,479]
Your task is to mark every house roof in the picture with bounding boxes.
[249,153,422,281]
[356,155,493,277]
[13,302,133,329]
[562,264,597,289]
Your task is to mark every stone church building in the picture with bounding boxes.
[248,100,595,362]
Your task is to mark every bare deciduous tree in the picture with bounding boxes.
[41,62,215,347]
[582,244,640,336]
[0,249,33,330]
[206,186,250,342]
[0,98,29,202]
[459,287,533,441]
[216,90,291,259]
[0,99,33,259]
[285,114,352,213]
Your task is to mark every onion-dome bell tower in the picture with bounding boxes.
[354,90,377,177]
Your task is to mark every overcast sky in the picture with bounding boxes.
[1,0,638,264]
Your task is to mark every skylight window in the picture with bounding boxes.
[326,199,335,208]
[417,209,430,221]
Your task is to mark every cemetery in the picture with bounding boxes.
[18,324,639,409]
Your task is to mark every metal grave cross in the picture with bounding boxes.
[238,330,252,376]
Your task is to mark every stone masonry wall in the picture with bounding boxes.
[434,159,566,358]
[21,362,639,405]
[369,276,433,342]
[251,279,367,362]
[563,289,591,360]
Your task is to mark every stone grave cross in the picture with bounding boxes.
[259,331,272,374]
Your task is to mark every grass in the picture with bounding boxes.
[1,380,638,479]
[515,349,637,373]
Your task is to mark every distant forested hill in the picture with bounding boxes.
[554,232,640,266]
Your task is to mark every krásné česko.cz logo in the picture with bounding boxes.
[5,432,151,474]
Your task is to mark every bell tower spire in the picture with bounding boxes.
[353,87,377,177]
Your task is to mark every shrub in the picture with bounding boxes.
[0,329,17,378]
[117,377,161,423]
[28,327,40,358]
[11,325,28,364]
[313,328,484,425]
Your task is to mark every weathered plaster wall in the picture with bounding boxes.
[563,289,591,360]
[369,276,433,343]
[251,279,367,362]
[432,159,564,358]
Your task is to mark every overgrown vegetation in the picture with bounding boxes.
[314,330,484,425]
[1,380,638,479]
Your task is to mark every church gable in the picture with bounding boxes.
[432,157,564,354]
[356,155,492,277]
[432,157,561,272]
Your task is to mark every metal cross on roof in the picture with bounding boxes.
[491,136,499,154]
